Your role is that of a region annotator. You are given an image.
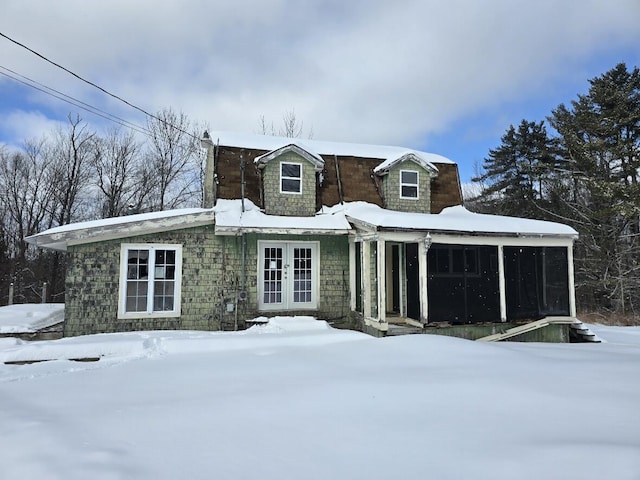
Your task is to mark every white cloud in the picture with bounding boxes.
[0,110,64,147]
[0,0,639,148]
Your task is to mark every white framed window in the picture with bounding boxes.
[280,162,302,194]
[258,241,319,310]
[400,170,419,199]
[118,244,182,318]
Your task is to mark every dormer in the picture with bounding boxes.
[374,152,438,213]
[255,144,324,216]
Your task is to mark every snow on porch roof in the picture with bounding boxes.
[214,199,351,235]
[208,130,453,169]
[334,202,579,237]
[25,208,215,251]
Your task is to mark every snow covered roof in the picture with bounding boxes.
[209,130,453,172]
[372,152,439,176]
[26,199,576,253]
[25,209,215,251]
[329,202,578,238]
[0,303,65,334]
[214,199,351,235]
[254,144,325,172]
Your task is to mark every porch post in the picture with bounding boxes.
[362,241,372,318]
[377,238,386,323]
[418,235,430,324]
[349,238,356,311]
[498,244,507,322]
[567,243,577,317]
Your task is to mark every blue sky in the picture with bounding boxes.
[1,0,639,183]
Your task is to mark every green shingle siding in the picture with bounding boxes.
[263,152,317,216]
[64,227,350,336]
[381,161,431,213]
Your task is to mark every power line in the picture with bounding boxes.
[0,31,200,141]
[0,65,151,136]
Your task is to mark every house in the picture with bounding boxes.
[26,131,580,340]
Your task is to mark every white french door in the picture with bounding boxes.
[258,241,319,310]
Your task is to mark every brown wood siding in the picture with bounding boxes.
[215,146,462,213]
[216,146,264,207]
[430,163,463,213]
[319,155,383,208]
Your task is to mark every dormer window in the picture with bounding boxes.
[400,170,419,199]
[281,162,302,194]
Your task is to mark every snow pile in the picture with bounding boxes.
[0,315,363,363]
[0,303,64,333]
[214,198,351,232]
[1,316,639,480]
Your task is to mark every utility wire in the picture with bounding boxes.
[0,65,151,136]
[0,31,200,141]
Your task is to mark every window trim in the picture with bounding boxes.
[257,240,319,311]
[118,243,183,319]
[399,169,419,199]
[280,161,303,194]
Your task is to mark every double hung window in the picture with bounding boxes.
[118,244,182,318]
[400,170,419,199]
[281,162,302,193]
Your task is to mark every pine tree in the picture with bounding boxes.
[473,119,560,218]
[549,63,640,314]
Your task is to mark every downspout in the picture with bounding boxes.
[371,170,385,208]
[240,149,246,213]
[239,150,248,329]
[334,155,344,205]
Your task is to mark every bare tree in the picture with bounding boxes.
[0,141,55,261]
[48,114,96,226]
[145,108,201,210]
[258,109,313,139]
[92,127,141,218]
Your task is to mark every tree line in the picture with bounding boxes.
[0,108,203,305]
[470,63,640,321]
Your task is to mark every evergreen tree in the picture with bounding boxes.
[549,63,640,314]
[472,119,560,218]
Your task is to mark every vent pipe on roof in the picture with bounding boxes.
[201,131,216,208]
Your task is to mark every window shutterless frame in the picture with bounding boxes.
[280,162,302,194]
[118,243,183,319]
[400,170,419,199]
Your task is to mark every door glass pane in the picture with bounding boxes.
[293,247,312,303]
[263,247,283,304]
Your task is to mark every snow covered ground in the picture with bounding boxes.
[0,316,639,480]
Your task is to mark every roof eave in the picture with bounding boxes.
[25,211,216,251]
[214,225,351,236]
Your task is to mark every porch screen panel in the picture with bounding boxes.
[263,247,283,304]
[427,245,499,323]
[293,247,313,303]
[126,249,149,312]
[504,246,570,320]
[540,247,570,316]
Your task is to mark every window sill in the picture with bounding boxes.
[117,311,181,320]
